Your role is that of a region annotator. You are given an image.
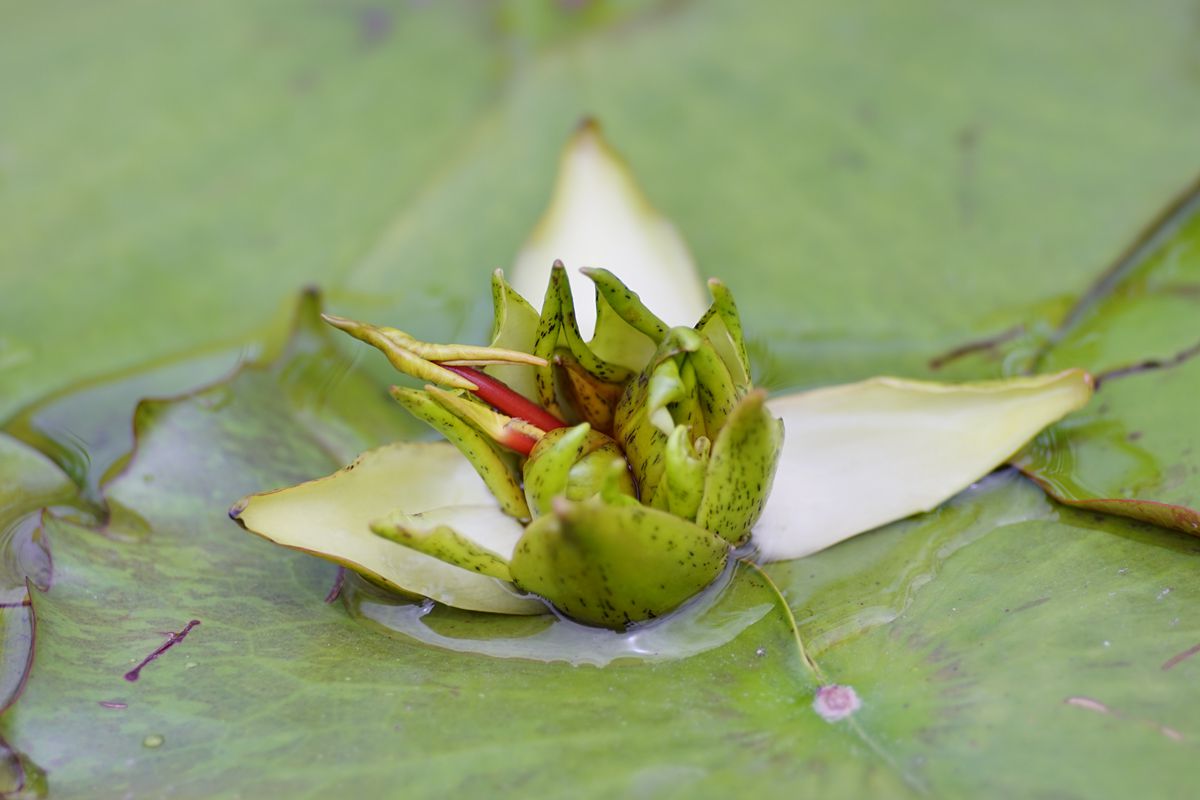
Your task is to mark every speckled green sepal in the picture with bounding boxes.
[696,390,783,545]
[695,278,751,390]
[581,267,668,344]
[389,386,531,520]
[485,269,542,401]
[523,424,636,516]
[550,262,634,385]
[371,511,513,581]
[509,497,729,629]
[663,425,708,521]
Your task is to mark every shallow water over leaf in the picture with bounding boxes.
[344,563,775,667]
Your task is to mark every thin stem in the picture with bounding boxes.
[739,558,825,685]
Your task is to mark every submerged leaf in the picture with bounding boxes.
[756,370,1093,561]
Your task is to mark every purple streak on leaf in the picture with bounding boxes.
[927,324,1024,370]
[1093,337,1200,390]
[124,620,200,683]
[1161,642,1200,672]
[324,566,346,604]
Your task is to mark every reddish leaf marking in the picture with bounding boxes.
[324,567,347,604]
[1161,642,1200,672]
[442,365,567,433]
[98,701,127,710]
[1064,696,1109,714]
[1094,337,1200,390]
[928,325,1024,370]
[1064,695,1186,742]
[124,620,200,682]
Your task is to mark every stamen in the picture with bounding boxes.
[443,365,568,433]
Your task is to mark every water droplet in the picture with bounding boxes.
[142,734,164,748]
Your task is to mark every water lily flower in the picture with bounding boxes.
[231,121,1091,629]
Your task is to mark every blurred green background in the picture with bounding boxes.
[4,0,1200,417]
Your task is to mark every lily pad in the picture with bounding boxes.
[0,435,74,714]
[4,1,1200,796]
[1016,184,1200,533]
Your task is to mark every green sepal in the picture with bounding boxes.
[588,281,658,373]
[485,269,542,401]
[370,511,513,582]
[681,330,740,436]
[389,386,532,520]
[581,267,668,344]
[532,269,565,415]
[696,389,783,545]
[646,357,688,435]
[663,425,708,521]
[695,278,751,390]
[522,423,635,517]
[613,369,668,505]
[598,459,642,508]
[550,262,634,385]
[509,497,730,629]
[614,326,734,504]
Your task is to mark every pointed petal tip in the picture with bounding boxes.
[574,115,602,136]
[388,384,415,401]
[320,312,354,331]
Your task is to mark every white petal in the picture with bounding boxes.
[510,120,709,337]
[755,370,1093,561]
[232,441,544,614]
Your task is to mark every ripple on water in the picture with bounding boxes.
[343,559,775,667]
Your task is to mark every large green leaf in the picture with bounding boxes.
[5,357,1198,796]
[3,1,1200,796]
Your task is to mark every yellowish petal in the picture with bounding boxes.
[231,441,544,614]
[510,120,708,337]
[755,369,1093,561]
